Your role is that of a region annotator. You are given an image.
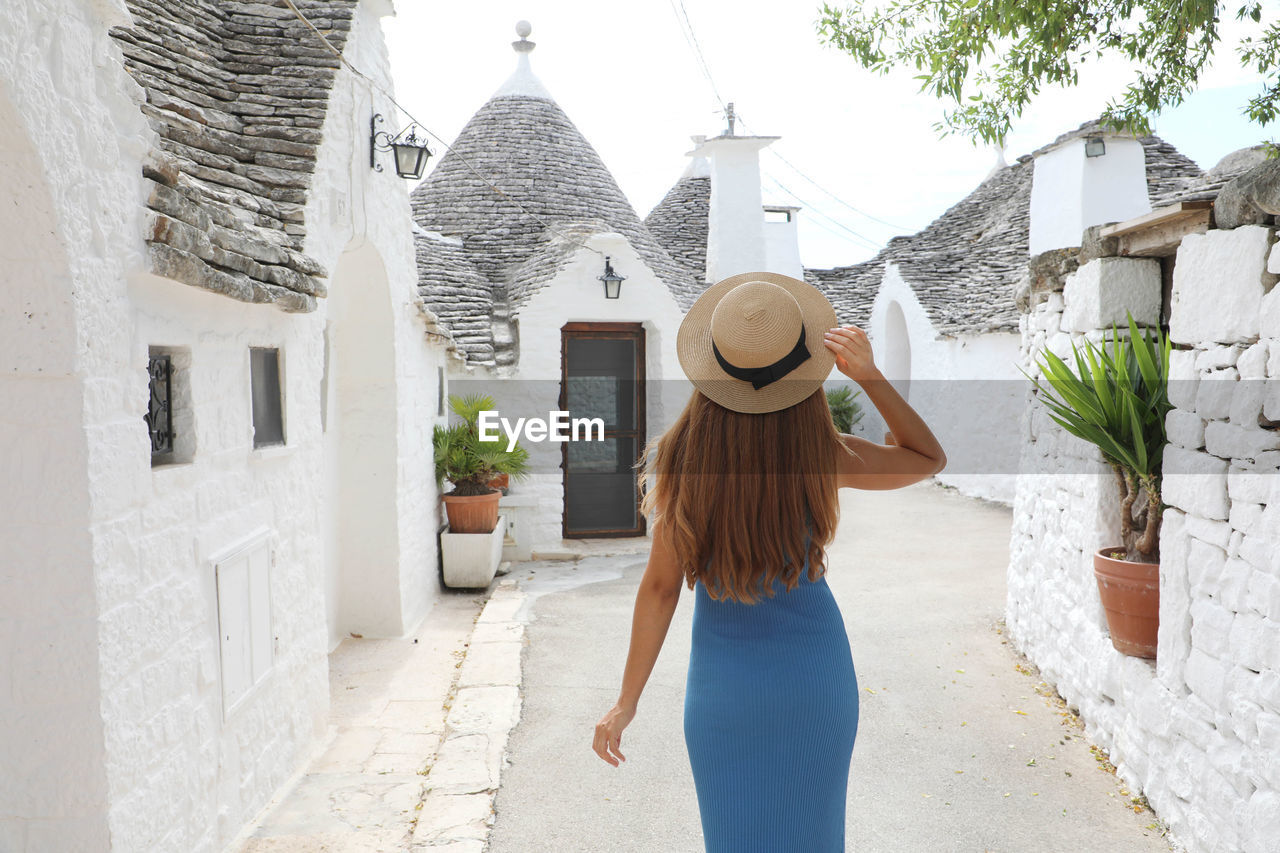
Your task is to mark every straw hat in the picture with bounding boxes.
[677,271,838,414]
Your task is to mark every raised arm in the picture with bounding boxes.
[823,325,947,490]
[592,514,685,766]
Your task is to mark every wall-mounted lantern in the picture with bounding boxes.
[1084,136,1106,158]
[598,256,625,299]
[371,113,433,179]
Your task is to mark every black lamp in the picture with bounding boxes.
[371,114,433,179]
[598,256,625,299]
[1085,137,1106,158]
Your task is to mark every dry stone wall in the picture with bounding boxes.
[1009,224,1280,852]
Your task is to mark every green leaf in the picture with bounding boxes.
[1124,392,1148,474]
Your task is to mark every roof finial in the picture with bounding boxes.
[493,20,552,99]
[985,143,1007,179]
[725,102,736,137]
[513,20,534,54]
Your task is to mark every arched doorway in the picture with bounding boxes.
[322,241,402,645]
[0,81,111,843]
[883,299,912,401]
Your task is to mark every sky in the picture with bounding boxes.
[382,2,1272,269]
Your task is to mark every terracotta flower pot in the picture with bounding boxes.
[1093,547,1159,659]
[443,489,501,534]
[489,473,509,492]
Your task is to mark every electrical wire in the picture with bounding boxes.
[668,0,728,113]
[280,0,605,258]
[658,3,910,238]
[760,173,883,252]
[736,113,912,233]
[757,174,880,251]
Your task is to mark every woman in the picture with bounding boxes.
[591,271,946,852]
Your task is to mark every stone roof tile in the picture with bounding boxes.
[643,174,710,283]
[805,131,1203,337]
[414,233,496,365]
[805,156,1034,337]
[110,0,356,311]
[1148,144,1267,207]
[410,83,698,364]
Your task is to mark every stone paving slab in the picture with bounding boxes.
[235,588,489,852]
[408,580,528,852]
[530,536,647,562]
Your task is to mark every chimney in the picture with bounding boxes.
[1028,127,1151,256]
[762,205,803,279]
[692,132,782,282]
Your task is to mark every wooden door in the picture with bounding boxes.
[560,323,646,538]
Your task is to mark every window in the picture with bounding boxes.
[147,346,194,466]
[250,347,285,448]
[437,366,446,417]
[214,530,274,716]
[146,353,173,461]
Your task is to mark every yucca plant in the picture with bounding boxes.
[433,393,531,497]
[1019,313,1172,563]
[826,386,866,434]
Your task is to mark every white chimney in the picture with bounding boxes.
[762,205,803,280]
[1028,131,1151,256]
[693,133,780,282]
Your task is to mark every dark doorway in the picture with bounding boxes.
[560,323,646,538]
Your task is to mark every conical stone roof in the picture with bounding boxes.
[411,24,698,365]
[644,150,710,284]
[805,126,1204,337]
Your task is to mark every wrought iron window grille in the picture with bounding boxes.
[147,354,174,457]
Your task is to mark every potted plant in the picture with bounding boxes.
[826,386,866,434]
[1021,313,1171,659]
[433,393,530,534]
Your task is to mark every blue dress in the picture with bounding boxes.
[683,560,859,852]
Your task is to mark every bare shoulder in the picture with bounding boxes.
[642,514,686,597]
[835,434,945,491]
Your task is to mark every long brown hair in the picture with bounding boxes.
[639,388,857,604]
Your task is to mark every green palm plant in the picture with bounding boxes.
[433,393,531,497]
[1019,313,1172,563]
[826,386,866,434]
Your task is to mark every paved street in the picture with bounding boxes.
[487,482,1174,853]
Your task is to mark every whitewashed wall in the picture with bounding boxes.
[449,231,688,550]
[121,276,332,853]
[0,0,147,849]
[1,2,449,851]
[1029,136,1151,256]
[698,135,774,282]
[763,213,804,280]
[1008,231,1280,853]
[308,0,447,647]
[866,263,1023,504]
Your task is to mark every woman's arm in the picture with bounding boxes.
[824,325,947,490]
[592,516,685,767]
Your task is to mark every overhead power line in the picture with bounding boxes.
[736,114,913,233]
[761,173,882,253]
[759,170,880,248]
[667,0,728,113]
[659,3,910,240]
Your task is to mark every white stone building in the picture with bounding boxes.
[1008,142,1280,852]
[1,1,453,850]
[411,28,808,551]
[794,122,1206,504]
